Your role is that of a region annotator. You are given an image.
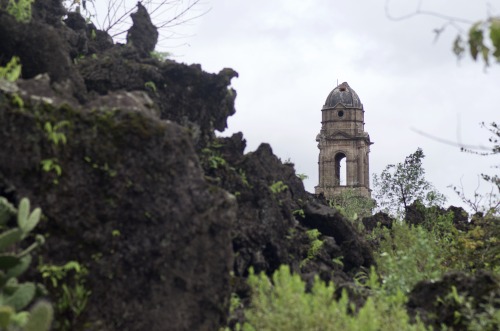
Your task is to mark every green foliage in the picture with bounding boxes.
[10,93,24,108]
[0,57,22,82]
[299,229,324,268]
[455,215,500,271]
[144,81,157,93]
[201,143,227,170]
[40,158,62,179]
[292,209,305,218]
[434,285,500,330]
[375,222,445,294]
[330,188,375,220]
[0,197,52,331]
[241,265,429,331]
[150,51,171,61]
[269,181,288,194]
[39,261,91,330]
[5,0,34,23]
[22,301,53,331]
[44,121,70,146]
[40,120,70,183]
[373,148,446,217]
[296,173,308,181]
[453,17,500,65]
[238,169,250,187]
[305,229,323,259]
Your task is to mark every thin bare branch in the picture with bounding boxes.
[385,0,473,24]
[411,127,491,153]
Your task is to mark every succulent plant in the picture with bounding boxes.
[0,197,53,331]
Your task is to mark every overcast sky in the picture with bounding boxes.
[99,0,500,212]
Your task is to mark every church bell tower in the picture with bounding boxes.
[315,82,372,199]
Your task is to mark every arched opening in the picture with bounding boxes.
[334,153,347,186]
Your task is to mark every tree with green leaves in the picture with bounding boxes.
[373,148,446,217]
[385,1,500,66]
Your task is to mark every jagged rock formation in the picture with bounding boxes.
[126,3,159,57]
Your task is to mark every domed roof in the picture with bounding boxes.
[323,82,362,109]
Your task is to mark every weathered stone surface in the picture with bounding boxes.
[0,74,236,331]
[77,46,238,149]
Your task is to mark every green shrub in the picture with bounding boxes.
[329,188,375,220]
[241,265,429,331]
[375,222,445,294]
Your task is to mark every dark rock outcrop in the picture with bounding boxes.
[76,46,238,149]
[362,211,393,232]
[408,271,500,330]
[127,3,159,57]
[0,12,86,101]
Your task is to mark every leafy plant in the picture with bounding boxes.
[0,57,22,82]
[150,51,171,61]
[296,173,308,181]
[201,143,227,170]
[144,81,157,93]
[5,0,34,23]
[452,17,500,66]
[44,121,70,146]
[292,209,305,218]
[39,261,91,331]
[0,197,53,331]
[300,229,324,268]
[269,181,288,194]
[238,169,250,187]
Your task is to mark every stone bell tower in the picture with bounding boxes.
[315,82,372,199]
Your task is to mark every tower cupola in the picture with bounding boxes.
[315,82,372,199]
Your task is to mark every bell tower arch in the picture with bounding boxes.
[315,82,372,199]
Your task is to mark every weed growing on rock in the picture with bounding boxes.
[40,158,62,177]
[0,57,21,82]
[5,0,34,22]
[144,81,157,93]
[39,261,91,331]
[269,181,288,194]
[296,173,308,181]
[300,229,324,268]
[44,121,70,146]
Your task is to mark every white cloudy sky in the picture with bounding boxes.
[97,0,500,211]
